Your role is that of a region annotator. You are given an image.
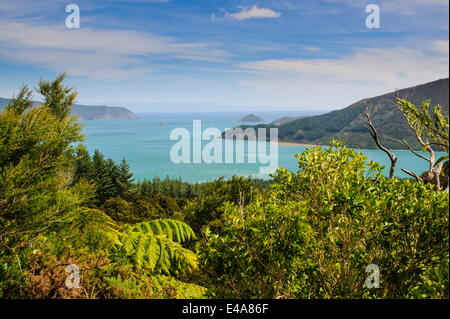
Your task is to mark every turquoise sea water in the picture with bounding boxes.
[78,112,443,183]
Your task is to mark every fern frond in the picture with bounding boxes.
[127,219,196,243]
[115,230,198,275]
[66,208,121,247]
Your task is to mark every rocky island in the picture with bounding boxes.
[237,114,264,122]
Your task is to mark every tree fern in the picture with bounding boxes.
[112,219,198,275]
[128,219,196,243]
[65,207,121,248]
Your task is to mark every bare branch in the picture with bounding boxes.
[365,108,398,178]
[428,142,448,149]
[401,168,423,182]
[387,137,430,163]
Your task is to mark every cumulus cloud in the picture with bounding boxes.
[0,19,230,79]
[214,5,281,21]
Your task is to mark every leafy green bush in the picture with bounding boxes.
[184,176,260,233]
[200,143,449,298]
[104,274,207,299]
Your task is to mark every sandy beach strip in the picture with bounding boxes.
[220,136,324,148]
[270,141,322,147]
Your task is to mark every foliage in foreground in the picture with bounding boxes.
[0,75,448,299]
[0,75,205,299]
[200,143,449,298]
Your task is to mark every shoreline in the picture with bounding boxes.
[219,136,323,147]
[271,141,322,147]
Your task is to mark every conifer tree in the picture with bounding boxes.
[37,73,76,120]
[0,74,92,249]
[117,158,135,199]
[92,150,116,204]
[73,145,95,183]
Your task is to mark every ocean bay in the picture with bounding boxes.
[78,112,443,183]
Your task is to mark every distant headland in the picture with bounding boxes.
[71,104,137,120]
[0,97,137,120]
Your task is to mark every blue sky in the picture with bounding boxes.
[0,0,448,112]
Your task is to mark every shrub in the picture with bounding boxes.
[200,143,449,298]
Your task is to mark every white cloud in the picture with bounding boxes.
[0,19,230,79]
[240,44,449,85]
[238,42,449,109]
[222,5,281,21]
[431,39,450,55]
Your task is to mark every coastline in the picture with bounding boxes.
[271,141,321,147]
[220,136,321,147]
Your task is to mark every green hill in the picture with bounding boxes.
[232,78,449,149]
[270,116,306,126]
